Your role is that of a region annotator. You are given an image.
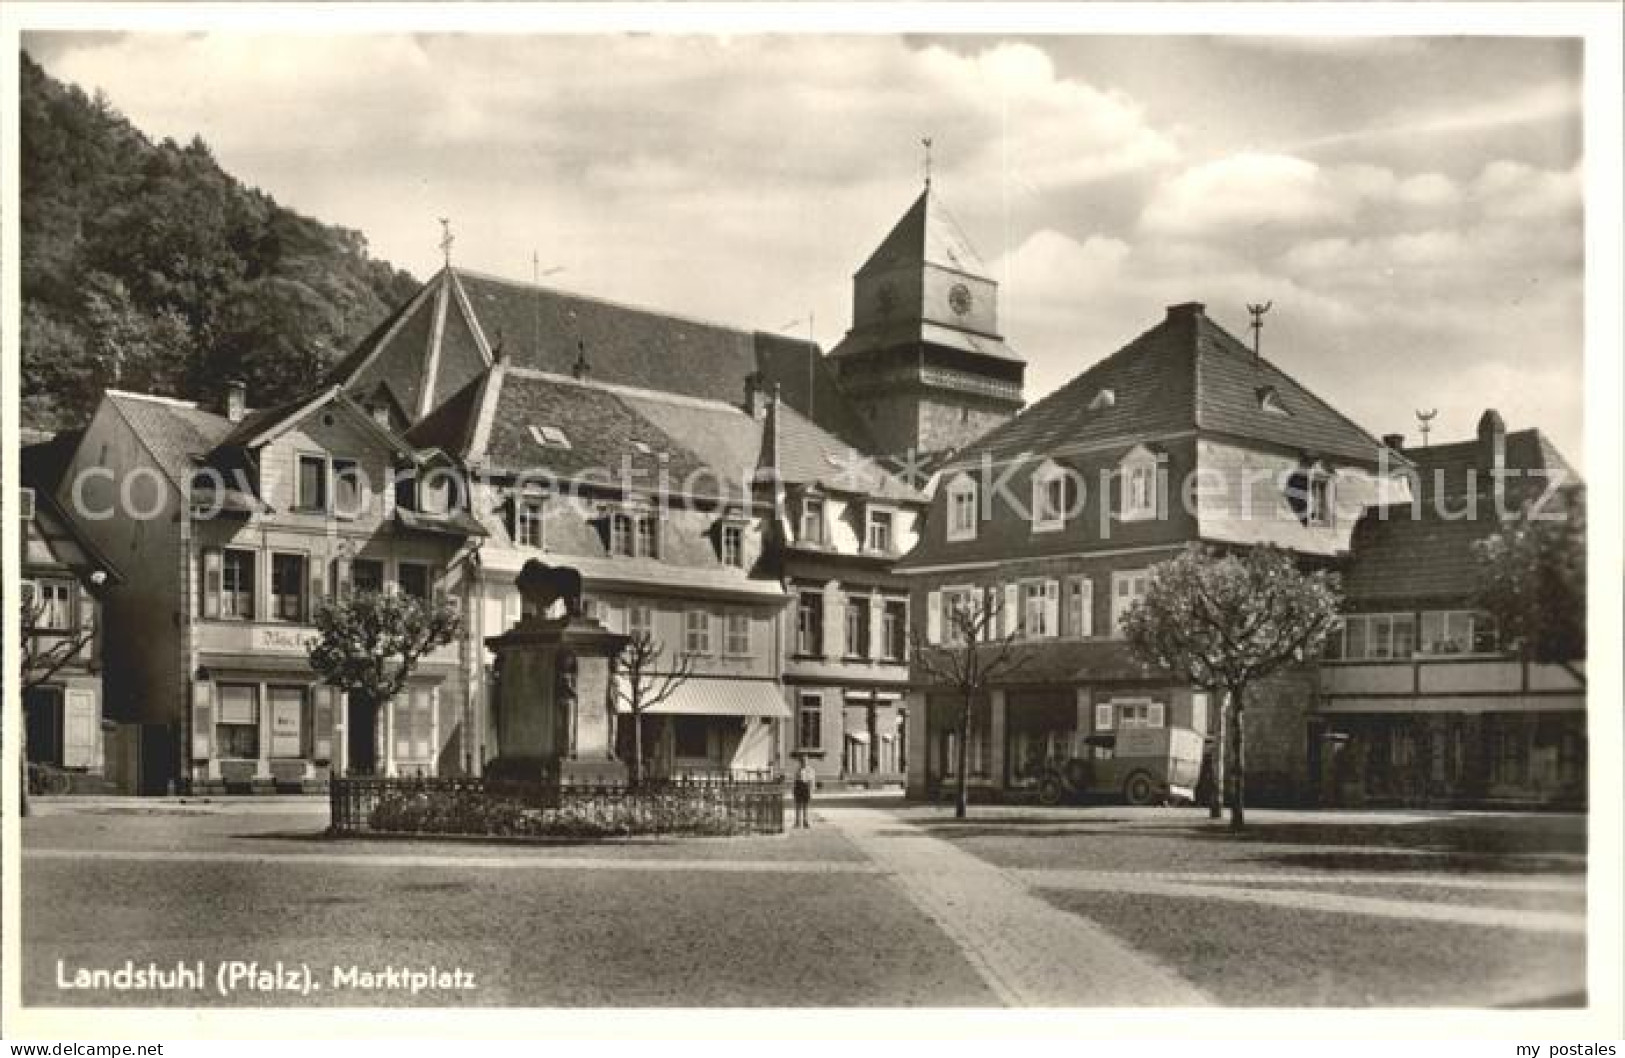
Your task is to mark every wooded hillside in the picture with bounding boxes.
[19,52,420,429]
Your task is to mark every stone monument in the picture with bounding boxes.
[485,560,630,784]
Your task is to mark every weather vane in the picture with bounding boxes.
[1246,301,1273,358]
[921,136,934,188]
[1416,408,1437,447]
[439,218,455,267]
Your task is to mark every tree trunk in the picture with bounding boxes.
[631,710,644,786]
[1209,692,1226,820]
[955,693,972,820]
[1229,686,1247,830]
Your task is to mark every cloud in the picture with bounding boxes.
[1139,153,1351,237]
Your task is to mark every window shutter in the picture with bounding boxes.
[1042,580,1060,638]
[201,549,221,619]
[312,688,334,763]
[1002,584,1020,637]
[1078,578,1094,638]
[308,556,324,618]
[77,583,97,659]
[333,557,352,597]
[192,681,215,761]
[1095,703,1114,731]
[925,591,941,644]
[1148,702,1166,728]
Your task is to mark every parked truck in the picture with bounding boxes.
[1033,725,1205,806]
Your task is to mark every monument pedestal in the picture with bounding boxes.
[486,614,630,785]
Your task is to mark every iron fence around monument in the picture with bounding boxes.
[329,774,786,838]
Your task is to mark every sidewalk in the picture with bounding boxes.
[822,805,1212,1006]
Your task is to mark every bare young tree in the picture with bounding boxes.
[610,632,695,785]
[909,593,1028,820]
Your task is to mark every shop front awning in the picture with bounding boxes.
[614,677,790,719]
[1317,694,1584,716]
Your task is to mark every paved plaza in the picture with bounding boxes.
[19,795,1586,1008]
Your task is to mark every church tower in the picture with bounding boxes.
[828,186,1024,458]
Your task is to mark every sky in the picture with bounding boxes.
[23,26,1588,466]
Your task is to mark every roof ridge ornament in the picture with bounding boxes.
[439,217,455,268]
[1246,300,1272,359]
[921,136,934,189]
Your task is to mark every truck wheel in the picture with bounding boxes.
[1037,777,1063,807]
[1123,771,1157,806]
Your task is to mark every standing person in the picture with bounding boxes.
[792,756,817,828]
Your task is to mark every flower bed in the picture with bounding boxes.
[331,776,784,838]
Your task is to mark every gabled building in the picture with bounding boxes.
[20,429,124,790]
[827,186,1025,459]
[895,301,1409,804]
[1316,410,1585,807]
[406,354,926,780]
[52,383,478,794]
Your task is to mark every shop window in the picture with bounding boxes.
[845,598,871,658]
[271,554,306,623]
[216,684,260,759]
[268,686,307,759]
[1330,612,1418,661]
[798,693,823,751]
[797,592,824,655]
[674,717,710,759]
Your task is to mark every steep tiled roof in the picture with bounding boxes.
[949,303,1391,468]
[105,391,235,487]
[405,362,921,506]
[1343,424,1581,604]
[857,186,989,280]
[333,266,878,449]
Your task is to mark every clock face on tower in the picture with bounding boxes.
[948,283,973,316]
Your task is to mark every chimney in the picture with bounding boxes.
[1477,408,1507,507]
[225,380,247,424]
[1382,433,1405,451]
[571,340,590,382]
[1165,301,1206,322]
[744,371,766,418]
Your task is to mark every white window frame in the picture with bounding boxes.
[514,494,546,549]
[1066,576,1094,638]
[1118,446,1158,522]
[1031,461,1067,534]
[946,475,978,542]
[799,496,826,546]
[295,453,329,514]
[720,522,745,568]
[724,611,752,656]
[866,507,895,554]
[683,610,713,656]
[1110,570,1149,638]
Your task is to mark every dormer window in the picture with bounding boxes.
[799,496,826,546]
[1286,461,1335,527]
[630,439,654,456]
[866,508,894,554]
[1258,386,1290,416]
[1031,461,1068,533]
[1089,388,1116,411]
[1118,445,1158,521]
[529,424,572,450]
[720,521,745,568]
[513,494,546,549]
[946,474,978,542]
